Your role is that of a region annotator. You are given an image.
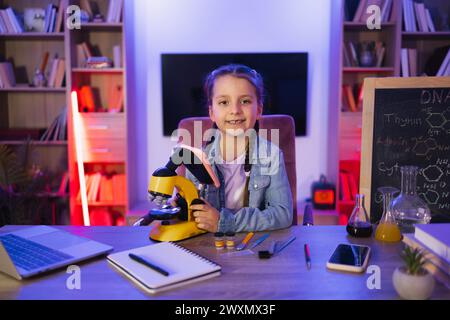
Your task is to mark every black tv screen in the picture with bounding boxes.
[161,53,308,136]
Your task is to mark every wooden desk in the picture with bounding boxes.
[0,225,449,300]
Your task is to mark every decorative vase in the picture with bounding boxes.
[392,267,435,300]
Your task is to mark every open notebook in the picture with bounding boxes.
[107,242,221,294]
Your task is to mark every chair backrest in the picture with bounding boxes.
[177,115,297,225]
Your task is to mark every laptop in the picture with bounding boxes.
[0,226,113,280]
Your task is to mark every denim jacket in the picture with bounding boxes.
[185,132,293,233]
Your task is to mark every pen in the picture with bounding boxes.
[304,244,311,270]
[249,233,270,250]
[236,232,255,251]
[128,253,169,276]
[274,236,296,254]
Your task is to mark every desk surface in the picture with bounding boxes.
[0,225,449,300]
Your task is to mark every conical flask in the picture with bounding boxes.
[375,187,402,242]
[346,194,373,237]
[392,166,431,233]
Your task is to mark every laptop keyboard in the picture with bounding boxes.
[0,234,73,271]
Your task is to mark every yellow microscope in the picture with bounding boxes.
[133,145,220,242]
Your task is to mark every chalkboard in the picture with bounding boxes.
[360,77,450,223]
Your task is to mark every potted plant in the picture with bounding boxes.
[0,141,65,226]
[392,246,435,300]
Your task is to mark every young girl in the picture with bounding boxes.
[187,64,293,233]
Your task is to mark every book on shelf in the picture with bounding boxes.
[76,42,95,67]
[108,84,124,112]
[0,7,24,34]
[47,57,65,88]
[57,172,69,195]
[403,0,438,33]
[345,41,359,67]
[0,62,16,88]
[436,48,450,77]
[425,8,436,32]
[342,85,357,112]
[413,2,428,32]
[342,83,363,112]
[54,0,64,33]
[99,176,114,202]
[408,48,417,77]
[401,48,422,77]
[374,41,386,67]
[112,174,127,204]
[77,173,126,204]
[40,106,67,141]
[113,45,122,68]
[400,48,409,77]
[339,171,352,201]
[106,0,124,23]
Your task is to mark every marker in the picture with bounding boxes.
[129,253,169,276]
[236,232,255,251]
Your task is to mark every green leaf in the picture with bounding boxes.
[0,144,29,190]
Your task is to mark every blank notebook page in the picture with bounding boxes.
[107,242,221,290]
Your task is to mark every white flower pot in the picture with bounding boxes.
[392,267,435,300]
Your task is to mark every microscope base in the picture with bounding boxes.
[149,221,206,242]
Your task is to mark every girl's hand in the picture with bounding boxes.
[190,199,220,233]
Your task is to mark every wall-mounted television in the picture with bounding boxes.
[161,52,308,136]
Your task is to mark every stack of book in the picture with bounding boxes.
[85,57,113,69]
[77,173,126,204]
[40,106,67,141]
[106,0,124,23]
[402,0,437,32]
[343,41,386,68]
[342,82,364,112]
[402,224,450,289]
[345,0,393,23]
[0,62,16,88]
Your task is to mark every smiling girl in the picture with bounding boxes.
[187,64,293,233]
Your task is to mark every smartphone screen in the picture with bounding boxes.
[328,244,370,266]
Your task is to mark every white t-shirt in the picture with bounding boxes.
[216,152,247,211]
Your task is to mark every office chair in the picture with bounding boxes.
[177,115,298,225]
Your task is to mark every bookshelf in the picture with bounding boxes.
[0,0,69,224]
[67,0,127,226]
[333,0,450,224]
[1,0,126,226]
